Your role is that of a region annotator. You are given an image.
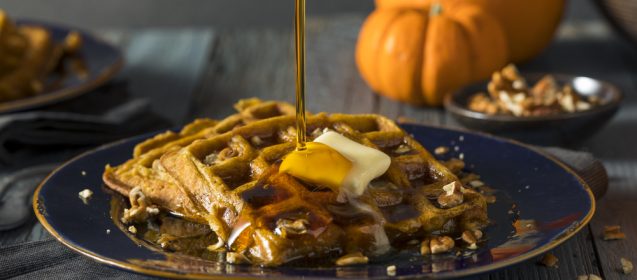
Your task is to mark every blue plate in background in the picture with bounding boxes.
[1,20,123,114]
[33,124,595,279]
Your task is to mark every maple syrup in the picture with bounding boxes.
[294,0,307,151]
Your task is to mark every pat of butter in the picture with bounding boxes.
[280,142,353,192]
[315,131,391,200]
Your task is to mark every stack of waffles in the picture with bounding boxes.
[104,98,488,266]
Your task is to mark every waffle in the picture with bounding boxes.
[0,10,63,102]
[104,99,296,222]
[103,99,488,266]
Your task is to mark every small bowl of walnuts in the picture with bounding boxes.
[444,64,622,146]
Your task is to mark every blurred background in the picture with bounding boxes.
[0,0,609,29]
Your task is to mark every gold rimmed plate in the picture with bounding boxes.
[1,20,123,114]
[33,124,595,279]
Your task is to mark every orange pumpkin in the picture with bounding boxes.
[376,0,566,63]
[356,2,508,106]
[473,0,565,63]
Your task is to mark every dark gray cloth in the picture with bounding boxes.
[0,81,170,166]
[0,146,608,279]
[0,239,159,280]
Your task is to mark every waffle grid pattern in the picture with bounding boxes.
[104,99,488,265]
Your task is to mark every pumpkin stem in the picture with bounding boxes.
[430,2,443,16]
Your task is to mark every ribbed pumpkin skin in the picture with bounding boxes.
[475,0,565,63]
[375,0,565,63]
[356,2,508,106]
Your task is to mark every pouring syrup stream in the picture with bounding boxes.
[295,0,307,151]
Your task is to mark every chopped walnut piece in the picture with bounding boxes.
[603,225,626,240]
[420,238,431,256]
[468,93,499,115]
[461,230,478,245]
[226,252,249,264]
[513,219,538,236]
[121,187,159,224]
[501,64,523,82]
[78,189,93,204]
[539,253,559,268]
[275,218,309,238]
[157,234,178,248]
[437,182,464,208]
[434,146,450,155]
[203,154,218,165]
[394,144,411,154]
[577,274,602,280]
[469,180,484,187]
[484,195,497,204]
[472,229,483,240]
[128,226,137,234]
[386,265,396,276]
[621,258,633,274]
[207,238,225,252]
[336,252,369,266]
[430,236,455,254]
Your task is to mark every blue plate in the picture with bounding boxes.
[1,20,123,114]
[33,124,595,279]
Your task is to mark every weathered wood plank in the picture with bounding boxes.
[189,15,375,119]
[189,29,295,119]
[478,229,602,280]
[122,29,216,125]
[589,161,637,280]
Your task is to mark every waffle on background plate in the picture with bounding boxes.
[0,10,77,102]
[103,99,488,266]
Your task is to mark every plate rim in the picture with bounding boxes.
[32,123,596,279]
[0,19,124,114]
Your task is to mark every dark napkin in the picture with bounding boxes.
[0,239,159,280]
[0,147,608,279]
[0,81,170,166]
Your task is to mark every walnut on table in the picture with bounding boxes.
[539,253,559,268]
[621,257,633,275]
[603,225,626,240]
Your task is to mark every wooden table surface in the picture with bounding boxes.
[2,7,637,280]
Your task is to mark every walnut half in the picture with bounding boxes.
[336,252,369,266]
[275,218,309,238]
[603,225,626,240]
[621,258,634,275]
[430,236,455,254]
[437,181,464,208]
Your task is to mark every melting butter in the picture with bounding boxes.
[314,131,391,201]
[280,142,353,191]
[280,131,392,254]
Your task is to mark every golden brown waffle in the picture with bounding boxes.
[103,99,488,266]
[104,99,296,222]
[0,10,62,102]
